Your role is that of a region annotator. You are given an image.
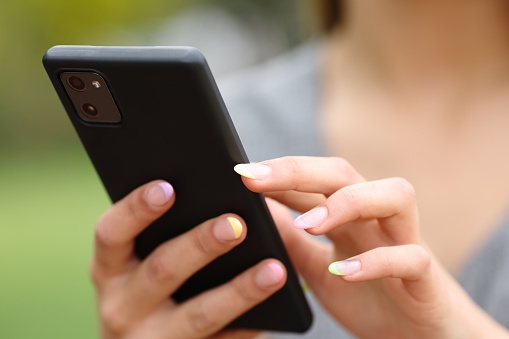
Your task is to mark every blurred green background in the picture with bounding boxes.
[0,0,309,337]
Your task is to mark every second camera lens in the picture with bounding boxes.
[68,76,86,91]
[81,103,98,117]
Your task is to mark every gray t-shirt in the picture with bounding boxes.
[218,42,509,338]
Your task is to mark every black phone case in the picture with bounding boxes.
[43,45,312,333]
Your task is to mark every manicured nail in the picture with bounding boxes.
[256,263,284,289]
[293,207,328,229]
[328,260,361,276]
[147,182,174,207]
[234,163,271,180]
[227,217,243,239]
[301,281,310,293]
[214,217,243,242]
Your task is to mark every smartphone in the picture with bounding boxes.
[43,45,312,333]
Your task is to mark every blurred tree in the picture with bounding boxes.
[0,1,308,338]
[0,0,304,154]
[0,0,189,154]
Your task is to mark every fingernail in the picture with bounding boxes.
[234,163,271,180]
[293,207,328,229]
[328,260,361,276]
[147,182,174,207]
[214,217,243,242]
[256,263,284,289]
[301,281,310,293]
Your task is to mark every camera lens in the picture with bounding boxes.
[68,76,86,91]
[81,103,98,117]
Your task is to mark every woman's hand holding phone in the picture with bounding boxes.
[45,46,312,334]
[91,180,286,339]
[236,156,509,339]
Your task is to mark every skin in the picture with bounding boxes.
[321,0,509,273]
[92,157,509,338]
[91,180,286,339]
[244,157,508,338]
[92,1,509,337]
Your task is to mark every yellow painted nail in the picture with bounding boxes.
[227,217,243,239]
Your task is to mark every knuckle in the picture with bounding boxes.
[378,247,394,272]
[123,187,156,225]
[95,217,120,249]
[100,299,129,335]
[331,157,361,184]
[147,253,176,284]
[408,244,431,274]
[126,196,146,224]
[192,225,215,257]
[339,186,358,208]
[187,301,219,334]
[89,260,102,286]
[338,186,363,220]
[391,177,416,202]
[282,156,301,190]
[231,274,260,305]
[331,157,353,175]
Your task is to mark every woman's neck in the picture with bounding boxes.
[332,0,509,93]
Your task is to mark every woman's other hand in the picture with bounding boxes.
[235,157,507,338]
[91,180,286,339]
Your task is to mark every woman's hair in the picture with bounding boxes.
[313,0,341,32]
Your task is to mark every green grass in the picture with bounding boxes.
[0,149,110,338]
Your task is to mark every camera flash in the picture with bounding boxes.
[92,81,101,89]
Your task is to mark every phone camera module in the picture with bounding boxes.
[68,76,86,91]
[81,103,98,117]
[61,72,121,123]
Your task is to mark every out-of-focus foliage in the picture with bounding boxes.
[0,0,191,154]
[0,0,304,154]
[0,1,306,338]
[0,151,108,339]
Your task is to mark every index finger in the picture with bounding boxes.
[93,180,175,277]
[234,156,365,197]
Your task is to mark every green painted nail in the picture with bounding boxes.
[328,260,361,276]
[328,262,343,275]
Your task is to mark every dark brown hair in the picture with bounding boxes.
[312,0,341,32]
